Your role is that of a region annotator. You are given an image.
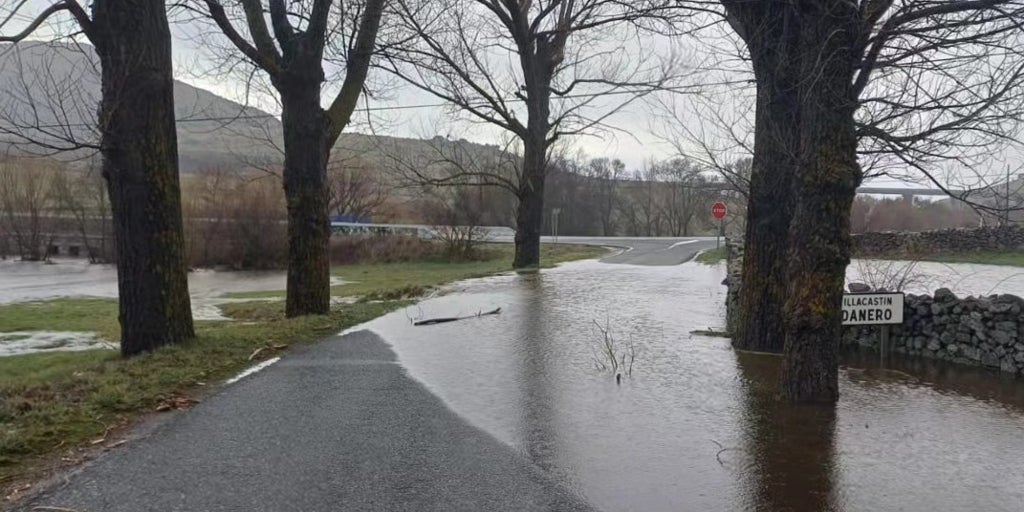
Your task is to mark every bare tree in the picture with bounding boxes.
[584,157,624,236]
[618,167,666,236]
[0,2,195,356]
[423,183,491,261]
[49,164,111,263]
[713,0,1024,401]
[667,1,1024,365]
[327,157,387,221]
[381,0,688,267]
[653,157,707,237]
[0,157,58,261]
[195,0,386,316]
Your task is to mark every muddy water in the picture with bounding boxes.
[360,261,1024,512]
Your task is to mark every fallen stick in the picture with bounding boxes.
[413,307,501,327]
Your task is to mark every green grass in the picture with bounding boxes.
[0,299,120,341]
[228,243,609,300]
[916,251,1024,267]
[0,301,402,486]
[0,241,606,489]
[695,246,727,265]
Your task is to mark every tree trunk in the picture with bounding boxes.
[513,63,552,269]
[781,0,862,402]
[513,136,547,268]
[732,2,800,353]
[91,3,195,356]
[279,82,331,317]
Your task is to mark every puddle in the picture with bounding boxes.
[354,260,1024,512]
[0,331,115,357]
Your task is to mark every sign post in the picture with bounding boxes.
[552,208,561,245]
[711,202,727,248]
[842,292,905,363]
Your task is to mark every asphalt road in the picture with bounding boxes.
[15,237,715,512]
[499,235,721,266]
[17,332,595,512]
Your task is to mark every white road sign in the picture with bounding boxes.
[842,292,904,325]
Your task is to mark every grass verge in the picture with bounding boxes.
[695,246,727,265]
[915,251,1024,267]
[0,241,606,494]
[229,242,609,300]
[0,301,403,494]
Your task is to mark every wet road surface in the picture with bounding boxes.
[495,235,720,266]
[17,331,595,512]
[16,259,1024,512]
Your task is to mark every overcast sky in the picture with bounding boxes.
[5,1,1022,189]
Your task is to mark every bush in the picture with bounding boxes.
[329,236,442,265]
[182,169,288,270]
[329,235,504,265]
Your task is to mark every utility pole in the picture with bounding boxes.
[552,208,561,244]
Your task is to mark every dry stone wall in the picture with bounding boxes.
[723,229,1024,375]
[844,290,1024,375]
[853,225,1024,256]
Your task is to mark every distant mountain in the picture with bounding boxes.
[0,41,506,174]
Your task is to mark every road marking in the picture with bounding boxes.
[225,357,281,385]
[668,240,699,249]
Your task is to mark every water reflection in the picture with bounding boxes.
[735,352,840,512]
[362,260,1024,512]
[515,273,562,475]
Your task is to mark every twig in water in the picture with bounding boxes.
[413,307,501,326]
[710,439,733,466]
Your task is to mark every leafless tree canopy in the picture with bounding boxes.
[192,0,384,144]
[664,0,1024,210]
[383,0,689,143]
[377,0,697,267]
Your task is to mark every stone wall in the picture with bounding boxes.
[844,290,1024,375]
[853,225,1024,256]
[723,233,1024,376]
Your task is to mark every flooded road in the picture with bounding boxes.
[357,261,1024,511]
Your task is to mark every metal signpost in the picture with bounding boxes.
[842,292,905,363]
[551,208,561,245]
[711,202,727,248]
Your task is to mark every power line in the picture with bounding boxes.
[1,85,687,131]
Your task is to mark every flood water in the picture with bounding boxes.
[848,258,1024,297]
[356,261,1024,512]
[0,258,292,306]
[0,331,115,356]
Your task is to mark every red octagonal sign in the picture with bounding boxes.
[712,202,727,220]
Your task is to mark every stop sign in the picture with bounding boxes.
[712,202,727,220]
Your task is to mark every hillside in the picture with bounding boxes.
[0,41,504,173]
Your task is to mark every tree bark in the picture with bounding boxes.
[781,0,862,402]
[728,1,801,353]
[512,64,553,268]
[91,3,195,356]
[279,80,331,317]
[513,136,547,268]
